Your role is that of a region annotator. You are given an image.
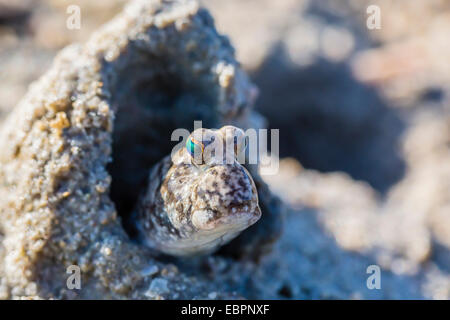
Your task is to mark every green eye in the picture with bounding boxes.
[186,136,204,158]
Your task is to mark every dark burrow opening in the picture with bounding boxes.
[251,44,407,194]
[278,284,293,298]
[104,49,220,237]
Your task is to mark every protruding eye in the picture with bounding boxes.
[186,135,204,159]
[219,125,247,159]
[233,131,248,157]
[186,129,220,166]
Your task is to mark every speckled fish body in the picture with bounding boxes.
[134,128,261,256]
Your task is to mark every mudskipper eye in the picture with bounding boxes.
[186,129,222,166]
[234,131,248,157]
[219,125,247,158]
[186,136,204,158]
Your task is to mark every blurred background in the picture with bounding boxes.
[0,0,449,299]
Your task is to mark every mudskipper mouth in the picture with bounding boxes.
[227,203,262,226]
[192,205,261,232]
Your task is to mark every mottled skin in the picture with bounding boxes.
[134,127,261,256]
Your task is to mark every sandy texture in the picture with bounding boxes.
[0,0,259,299]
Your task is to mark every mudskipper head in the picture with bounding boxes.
[144,125,261,256]
[185,126,261,236]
